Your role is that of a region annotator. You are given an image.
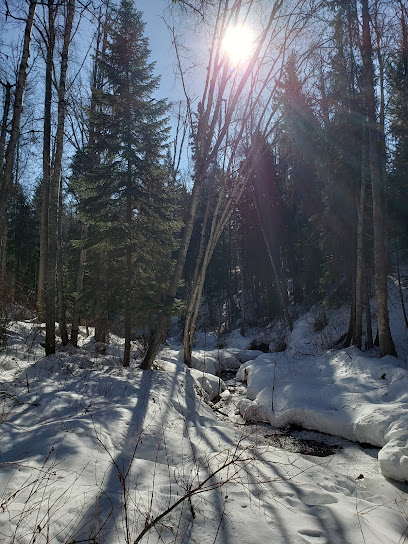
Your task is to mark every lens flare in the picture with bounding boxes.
[222,25,254,66]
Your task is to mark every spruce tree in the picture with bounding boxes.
[75,0,177,366]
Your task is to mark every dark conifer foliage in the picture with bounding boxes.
[276,55,324,306]
[7,184,39,304]
[73,0,179,364]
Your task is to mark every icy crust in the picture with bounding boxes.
[237,348,408,482]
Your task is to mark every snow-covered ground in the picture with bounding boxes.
[1,283,408,543]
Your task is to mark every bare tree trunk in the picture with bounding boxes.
[37,0,56,321]
[360,0,396,357]
[71,224,87,346]
[343,272,356,348]
[95,314,108,343]
[0,81,12,170]
[57,184,68,345]
[353,128,368,349]
[142,177,203,369]
[45,0,75,355]
[396,241,408,328]
[123,163,132,368]
[70,8,107,347]
[182,191,211,367]
[364,273,373,348]
[0,81,12,280]
[0,0,37,285]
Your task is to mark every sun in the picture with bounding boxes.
[222,25,254,66]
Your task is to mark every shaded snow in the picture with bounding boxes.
[1,279,408,543]
[237,283,408,484]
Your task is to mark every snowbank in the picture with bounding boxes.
[237,347,408,482]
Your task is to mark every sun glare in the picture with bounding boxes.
[222,25,254,66]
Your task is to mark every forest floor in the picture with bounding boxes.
[1,282,408,543]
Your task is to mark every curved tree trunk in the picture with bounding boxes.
[141,176,203,369]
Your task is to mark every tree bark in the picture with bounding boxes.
[45,0,75,355]
[360,0,396,357]
[0,82,12,170]
[71,224,87,347]
[343,272,356,348]
[95,314,108,343]
[57,184,68,345]
[364,273,373,348]
[141,176,203,369]
[353,127,368,349]
[123,162,132,368]
[396,241,408,328]
[182,190,211,367]
[37,0,56,321]
[0,81,12,280]
[0,0,37,285]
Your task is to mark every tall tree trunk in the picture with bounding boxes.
[353,128,368,349]
[360,0,396,357]
[343,272,356,348]
[45,0,75,355]
[142,176,203,369]
[364,273,373,348]
[396,241,408,328]
[70,8,107,347]
[0,81,12,169]
[0,81,11,279]
[37,0,56,321]
[71,223,87,347]
[95,314,108,343]
[57,184,68,345]
[123,163,132,368]
[182,191,211,367]
[0,0,37,285]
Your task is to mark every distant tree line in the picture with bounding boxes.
[0,0,407,365]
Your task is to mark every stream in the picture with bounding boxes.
[214,369,408,504]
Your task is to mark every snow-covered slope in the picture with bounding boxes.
[1,280,408,543]
[237,285,408,484]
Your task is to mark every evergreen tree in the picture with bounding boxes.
[276,54,324,306]
[74,0,178,366]
[388,5,408,251]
